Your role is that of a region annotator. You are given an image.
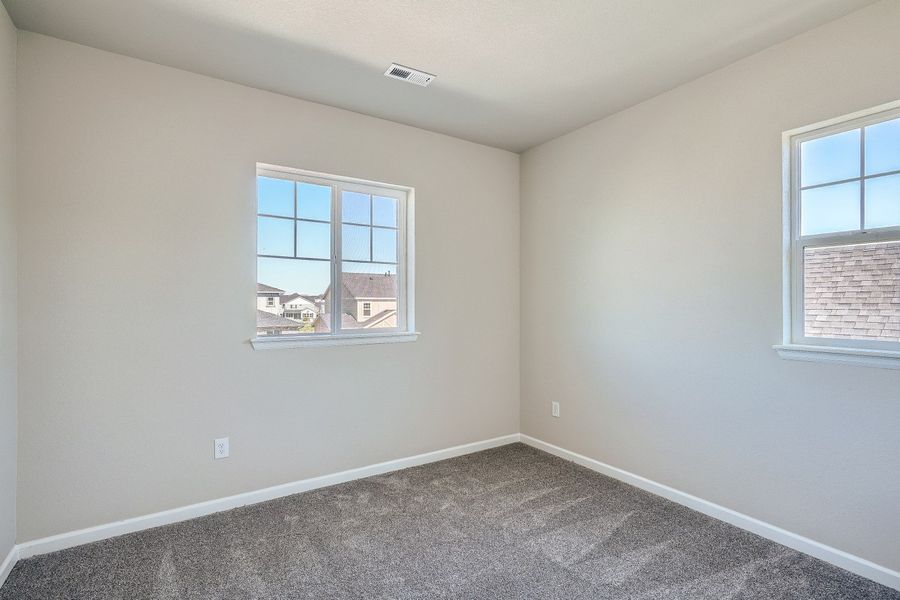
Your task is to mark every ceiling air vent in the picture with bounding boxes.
[384,63,435,87]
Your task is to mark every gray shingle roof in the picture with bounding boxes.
[256,310,301,330]
[313,313,360,333]
[312,310,396,332]
[257,283,284,294]
[341,273,396,299]
[804,241,900,341]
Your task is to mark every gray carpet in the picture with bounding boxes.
[2,443,898,599]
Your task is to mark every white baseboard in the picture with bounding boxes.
[520,434,900,592]
[7,432,898,593]
[15,433,521,560]
[0,545,18,590]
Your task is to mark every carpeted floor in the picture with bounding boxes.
[2,443,898,599]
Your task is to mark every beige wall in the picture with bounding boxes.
[520,0,900,572]
[12,0,899,573]
[16,33,520,541]
[0,2,14,562]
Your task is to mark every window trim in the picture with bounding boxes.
[253,330,419,350]
[252,164,418,349]
[777,99,900,368]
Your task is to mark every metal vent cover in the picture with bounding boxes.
[384,63,435,87]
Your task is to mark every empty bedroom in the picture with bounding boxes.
[0,0,898,598]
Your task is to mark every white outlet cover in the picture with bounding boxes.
[214,437,229,459]
[552,402,560,417]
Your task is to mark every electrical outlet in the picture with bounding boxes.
[214,437,229,459]
[551,402,560,418]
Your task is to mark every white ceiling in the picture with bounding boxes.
[3,0,875,151]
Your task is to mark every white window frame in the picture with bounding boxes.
[775,99,900,369]
[252,164,418,350]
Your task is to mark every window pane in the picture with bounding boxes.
[298,183,331,221]
[297,220,330,259]
[865,173,900,230]
[800,181,860,235]
[342,191,370,224]
[865,117,900,176]
[373,195,398,227]
[257,216,294,256]
[342,224,370,261]
[340,263,398,331]
[373,227,397,263]
[257,177,294,217]
[800,129,860,187]
[804,241,900,342]
[257,257,330,336]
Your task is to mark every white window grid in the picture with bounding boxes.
[784,103,900,352]
[256,164,414,338]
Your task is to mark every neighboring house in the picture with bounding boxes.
[256,310,303,336]
[317,273,398,330]
[258,284,321,335]
[258,283,321,324]
[257,283,284,315]
[804,242,900,342]
[279,293,319,322]
[261,274,396,333]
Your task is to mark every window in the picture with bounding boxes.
[266,297,275,307]
[778,103,900,368]
[253,164,417,349]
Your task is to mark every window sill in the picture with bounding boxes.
[773,344,900,370]
[251,331,419,350]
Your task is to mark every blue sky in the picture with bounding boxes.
[800,117,900,235]
[257,177,398,294]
